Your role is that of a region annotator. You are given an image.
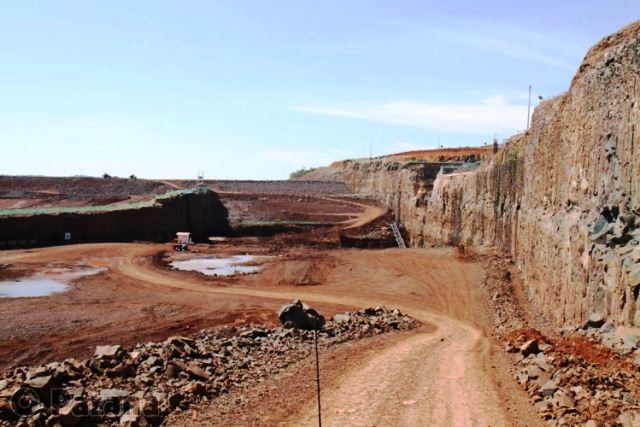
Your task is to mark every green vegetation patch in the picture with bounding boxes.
[0,189,197,217]
[289,167,317,180]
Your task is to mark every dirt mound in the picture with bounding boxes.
[383,145,493,162]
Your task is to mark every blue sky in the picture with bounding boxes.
[1,1,638,179]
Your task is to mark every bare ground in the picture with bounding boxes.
[0,244,540,425]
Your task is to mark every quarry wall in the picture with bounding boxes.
[0,191,230,248]
[324,22,640,328]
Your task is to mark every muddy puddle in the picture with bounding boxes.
[170,255,265,276]
[0,267,105,298]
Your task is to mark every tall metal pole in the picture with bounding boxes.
[526,85,532,130]
[315,328,322,427]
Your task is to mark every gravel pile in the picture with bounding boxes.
[482,254,640,426]
[0,307,417,427]
[507,334,640,426]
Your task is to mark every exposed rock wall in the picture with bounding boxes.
[0,191,230,248]
[325,22,640,328]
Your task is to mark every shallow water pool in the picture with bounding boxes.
[170,255,263,276]
[0,278,69,298]
[0,266,105,298]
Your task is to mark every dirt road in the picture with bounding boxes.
[112,245,534,426]
[292,320,504,426]
[0,244,536,425]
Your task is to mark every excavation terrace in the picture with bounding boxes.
[0,174,539,426]
[2,20,640,427]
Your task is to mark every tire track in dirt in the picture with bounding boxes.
[0,243,537,425]
[112,245,531,426]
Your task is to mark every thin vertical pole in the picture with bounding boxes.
[526,85,532,130]
[315,328,322,427]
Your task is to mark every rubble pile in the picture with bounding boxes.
[361,224,393,240]
[573,316,640,362]
[482,254,640,426]
[506,332,640,426]
[479,253,529,335]
[0,307,417,427]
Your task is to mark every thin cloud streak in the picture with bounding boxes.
[295,96,529,135]
[433,27,575,71]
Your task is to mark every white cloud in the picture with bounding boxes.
[434,28,574,71]
[294,96,529,135]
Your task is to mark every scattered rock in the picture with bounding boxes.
[185,362,210,381]
[100,388,130,414]
[94,345,125,360]
[166,393,183,410]
[539,380,558,397]
[332,313,351,323]
[24,375,55,402]
[165,336,198,358]
[120,413,143,427]
[520,339,540,357]
[554,392,575,409]
[164,364,181,379]
[587,313,605,328]
[0,306,417,426]
[57,400,88,427]
[181,382,207,396]
[623,334,640,350]
[527,365,544,379]
[278,300,325,330]
[619,410,640,427]
[600,322,615,333]
[10,386,39,415]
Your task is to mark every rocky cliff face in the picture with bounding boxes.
[316,21,640,328]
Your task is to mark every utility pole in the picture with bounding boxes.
[315,328,322,427]
[526,85,532,130]
[369,143,372,159]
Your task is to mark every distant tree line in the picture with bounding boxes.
[102,173,137,180]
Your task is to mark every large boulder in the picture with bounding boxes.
[278,300,325,330]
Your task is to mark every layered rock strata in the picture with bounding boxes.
[313,22,640,328]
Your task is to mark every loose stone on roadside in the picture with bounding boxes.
[0,305,418,426]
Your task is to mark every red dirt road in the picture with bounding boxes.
[1,243,538,425]
[117,246,537,425]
